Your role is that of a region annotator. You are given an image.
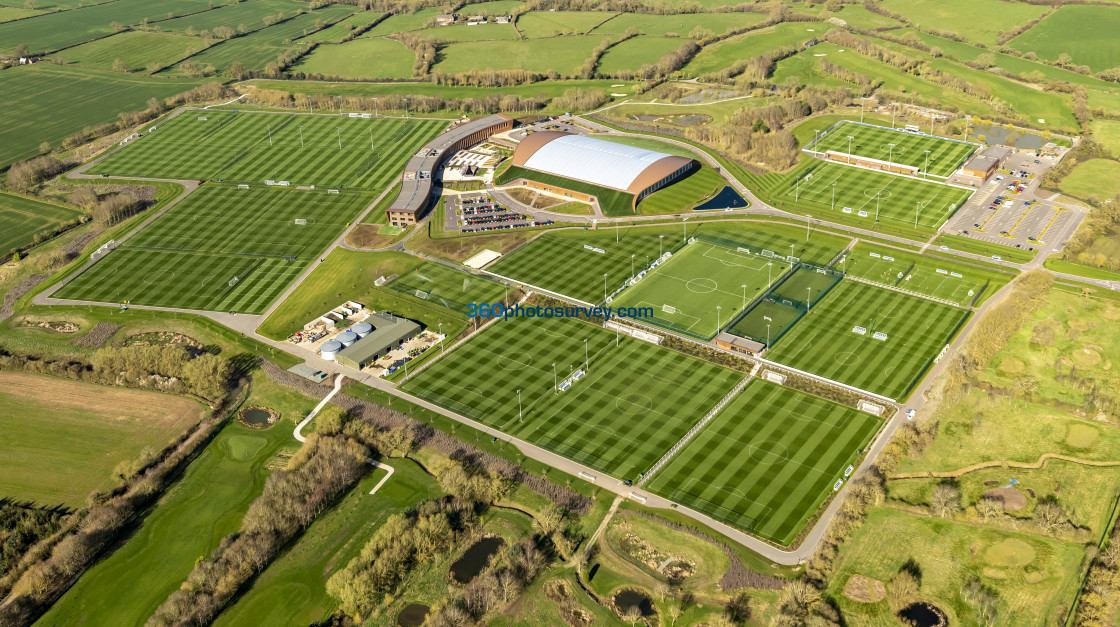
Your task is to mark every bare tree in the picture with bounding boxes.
[930,483,961,518]
[1034,499,1066,533]
[977,496,1004,521]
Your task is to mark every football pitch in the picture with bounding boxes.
[840,242,1009,306]
[94,110,446,190]
[0,192,82,255]
[400,315,743,482]
[611,240,784,339]
[766,280,969,399]
[55,186,370,314]
[386,260,508,314]
[764,160,974,233]
[809,121,979,178]
[647,380,881,545]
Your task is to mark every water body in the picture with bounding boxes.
[450,537,505,584]
[241,409,272,426]
[397,604,430,626]
[694,186,748,211]
[898,601,948,627]
[614,589,655,617]
[969,124,1048,150]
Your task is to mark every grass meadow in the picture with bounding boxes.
[0,64,203,167]
[1059,158,1120,201]
[878,0,1048,46]
[1010,5,1120,73]
[361,7,440,36]
[0,372,207,507]
[292,37,415,79]
[809,121,979,178]
[611,239,779,339]
[597,36,692,75]
[767,280,969,398]
[684,22,829,76]
[155,0,309,34]
[0,192,82,255]
[829,507,1084,625]
[590,11,766,36]
[433,37,607,75]
[36,377,312,627]
[410,23,520,41]
[648,380,881,545]
[487,221,847,305]
[49,31,204,73]
[302,9,387,43]
[55,186,371,313]
[95,110,444,189]
[515,11,615,37]
[401,315,743,482]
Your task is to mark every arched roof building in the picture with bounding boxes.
[509,131,698,212]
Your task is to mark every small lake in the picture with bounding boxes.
[614,589,655,617]
[450,537,505,584]
[694,186,748,211]
[397,603,430,626]
[898,601,948,627]
[241,409,272,426]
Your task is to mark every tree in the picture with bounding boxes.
[23,0,35,9]
[977,496,1004,521]
[180,60,204,78]
[71,186,99,210]
[930,483,960,518]
[667,599,683,625]
[1034,499,1066,533]
[38,141,51,154]
[726,592,751,624]
[226,61,247,80]
[887,571,919,609]
[774,580,820,625]
[110,20,124,32]
[622,606,641,625]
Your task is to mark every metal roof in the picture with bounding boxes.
[335,312,420,366]
[520,135,676,192]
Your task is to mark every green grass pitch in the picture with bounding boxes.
[487,223,848,305]
[727,300,802,346]
[647,380,881,545]
[55,185,370,314]
[0,192,82,255]
[387,260,509,314]
[766,280,969,399]
[808,121,978,178]
[757,159,974,234]
[400,315,743,482]
[840,242,1011,305]
[611,240,783,339]
[95,111,445,190]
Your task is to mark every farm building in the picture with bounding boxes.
[506,131,698,212]
[961,145,1013,180]
[333,312,421,370]
[386,114,514,227]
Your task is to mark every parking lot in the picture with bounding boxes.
[446,192,554,233]
[944,151,1079,255]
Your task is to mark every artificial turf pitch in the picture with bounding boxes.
[766,279,970,399]
[55,186,370,314]
[808,121,978,179]
[647,379,881,545]
[387,260,509,314]
[95,110,446,190]
[610,239,784,339]
[400,315,743,482]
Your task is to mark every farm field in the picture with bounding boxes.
[752,158,974,235]
[590,12,767,36]
[410,23,519,41]
[0,372,206,507]
[0,64,203,167]
[487,222,847,305]
[841,241,1015,305]
[596,36,691,75]
[213,461,442,626]
[611,239,780,339]
[808,121,979,179]
[37,388,306,627]
[1060,158,1120,201]
[828,508,1084,625]
[1010,5,1120,73]
[401,315,743,482]
[386,259,508,313]
[0,192,83,256]
[0,0,212,55]
[292,37,415,79]
[361,7,439,36]
[1090,119,1120,155]
[432,37,608,75]
[515,11,615,37]
[95,110,444,189]
[156,0,310,34]
[301,9,386,43]
[683,22,829,76]
[0,6,46,21]
[55,186,371,314]
[241,77,632,103]
[878,0,1049,46]
[648,380,881,545]
[49,30,205,73]
[766,279,969,399]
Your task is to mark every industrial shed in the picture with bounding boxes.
[506,131,698,213]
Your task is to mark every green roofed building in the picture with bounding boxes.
[334,312,421,370]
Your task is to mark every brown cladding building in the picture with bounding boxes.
[509,131,698,211]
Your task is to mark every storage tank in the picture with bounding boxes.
[320,340,342,361]
[337,331,358,347]
[352,322,373,338]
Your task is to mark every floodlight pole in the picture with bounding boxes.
[603,273,608,303]
[847,136,854,163]
[806,215,811,241]
[369,128,374,150]
[299,125,304,147]
[631,254,635,281]
[553,363,557,394]
[831,182,836,211]
[860,100,864,123]
[876,191,881,221]
[814,128,820,151]
[584,339,588,372]
[659,235,664,257]
[888,143,895,166]
[807,287,812,312]
[915,201,920,228]
[924,149,930,180]
[267,123,273,146]
[517,389,522,422]
[768,262,772,285]
[615,220,619,242]
[767,323,771,346]
[372,97,378,118]
[682,216,688,241]
[336,128,342,150]
[716,305,721,332]
[438,322,444,354]
[741,284,746,308]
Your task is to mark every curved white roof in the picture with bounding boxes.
[521,135,674,191]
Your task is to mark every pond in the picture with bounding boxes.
[694,186,748,211]
[898,601,948,627]
[397,603,430,626]
[968,124,1050,150]
[614,589,655,617]
[450,537,505,584]
[241,409,272,426]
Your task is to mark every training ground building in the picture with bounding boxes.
[823,150,919,176]
[960,145,1014,181]
[387,114,514,227]
[507,131,699,212]
[332,312,421,370]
